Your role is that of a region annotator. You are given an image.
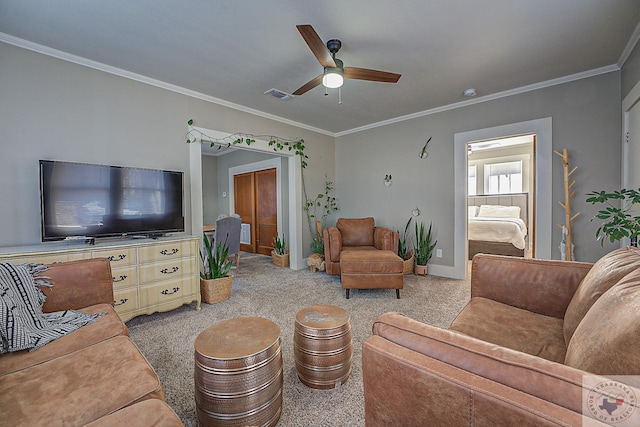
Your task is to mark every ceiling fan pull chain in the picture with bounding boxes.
[338,87,342,105]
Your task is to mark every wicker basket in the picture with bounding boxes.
[402,251,414,275]
[271,251,290,267]
[200,275,233,304]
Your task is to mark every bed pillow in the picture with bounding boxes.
[477,204,520,219]
[468,206,479,217]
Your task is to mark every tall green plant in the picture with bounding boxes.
[304,179,339,253]
[200,234,232,279]
[414,222,437,266]
[586,188,640,245]
[397,217,413,260]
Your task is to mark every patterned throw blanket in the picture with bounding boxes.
[0,262,103,353]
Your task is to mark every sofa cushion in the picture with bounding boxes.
[563,246,640,345]
[0,335,163,426]
[84,399,184,427]
[340,249,403,274]
[337,217,375,247]
[0,303,128,376]
[450,297,566,363]
[564,268,640,375]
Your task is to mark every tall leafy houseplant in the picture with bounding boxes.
[414,222,437,275]
[200,234,233,304]
[397,217,413,260]
[305,179,339,254]
[586,188,640,246]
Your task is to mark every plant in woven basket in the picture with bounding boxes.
[200,233,232,279]
[273,233,288,255]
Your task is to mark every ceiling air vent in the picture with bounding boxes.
[264,88,294,100]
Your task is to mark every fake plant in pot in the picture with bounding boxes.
[414,221,437,276]
[272,233,289,267]
[398,217,414,275]
[199,234,234,304]
[586,188,640,247]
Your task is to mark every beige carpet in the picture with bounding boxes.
[127,253,470,426]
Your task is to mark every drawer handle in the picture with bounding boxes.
[113,275,128,283]
[108,254,127,262]
[114,298,129,306]
[160,266,179,275]
[161,287,180,295]
[160,248,179,256]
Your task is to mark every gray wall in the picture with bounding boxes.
[0,42,335,258]
[622,40,640,99]
[336,72,622,264]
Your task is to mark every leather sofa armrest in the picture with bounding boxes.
[373,226,399,253]
[37,258,115,313]
[471,254,593,318]
[368,312,638,422]
[323,226,342,263]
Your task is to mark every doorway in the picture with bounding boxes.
[234,168,278,255]
[466,134,536,258]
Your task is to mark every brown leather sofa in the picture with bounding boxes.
[323,217,403,298]
[363,247,640,426]
[0,258,183,427]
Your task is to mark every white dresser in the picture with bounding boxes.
[0,235,201,322]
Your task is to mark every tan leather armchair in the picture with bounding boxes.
[363,247,640,426]
[323,217,399,275]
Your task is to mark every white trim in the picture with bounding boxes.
[618,20,640,68]
[620,80,640,247]
[190,126,305,269]
[1,32,618,138]
[0,33,332,138]
[452,118,553,279]
[336,67,616,137]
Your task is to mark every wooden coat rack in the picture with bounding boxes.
[554,148,580,260]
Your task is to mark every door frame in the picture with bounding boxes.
[622,80,640,247]
[189,126,304,269]
[453,118,553,279]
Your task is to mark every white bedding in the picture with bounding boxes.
[468,216,528,250]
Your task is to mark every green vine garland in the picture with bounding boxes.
[186,118,328,249]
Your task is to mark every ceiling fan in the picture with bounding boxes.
[292,24,401,96]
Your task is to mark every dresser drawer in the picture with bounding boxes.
[0,251,88,265]
[113,288,139,314]
[111,265,138,289]
[92,247,137,266]
[138,240,194,263]
[138,257,196,284]
[140,278,186,306]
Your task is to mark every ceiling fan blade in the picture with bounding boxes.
[296,24,336,68]
[292,75,324,96]
[344,67,401,83]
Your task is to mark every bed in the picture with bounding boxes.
[468,194,528,259]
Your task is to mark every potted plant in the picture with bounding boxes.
[586,188,640,246]
[414,221,437,276]
[398,217,414,275]
[200,234,234,304]
[307,222,326,272]
[272,233,289,267]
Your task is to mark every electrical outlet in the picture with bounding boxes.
[436,249,443,258]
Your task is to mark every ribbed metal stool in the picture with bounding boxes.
[194,317,282,427]
[294,304,353,389]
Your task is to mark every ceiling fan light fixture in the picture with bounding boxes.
[323,67,344,88]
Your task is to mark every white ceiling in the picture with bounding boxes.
[1,1,639,135]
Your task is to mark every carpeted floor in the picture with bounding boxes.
[127,253,471,427]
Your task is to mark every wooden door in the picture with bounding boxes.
[234,168,277,255]
[234,172,255,253]
[255,169,277,255]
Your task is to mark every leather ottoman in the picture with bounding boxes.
[339,249,404,299]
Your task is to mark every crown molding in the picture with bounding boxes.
[618,20,640,68]
[0,32,622,139]
[0,32,334,137]
[335,64,619,137]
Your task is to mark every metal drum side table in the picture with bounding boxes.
[294,304,353,389]
[194,317,282,427]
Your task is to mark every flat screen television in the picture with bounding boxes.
[39,160,185,242]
